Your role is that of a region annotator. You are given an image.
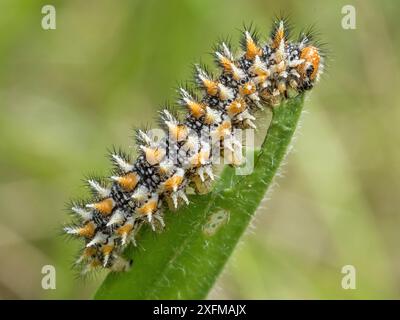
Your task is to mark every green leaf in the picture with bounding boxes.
[94,94,305,299]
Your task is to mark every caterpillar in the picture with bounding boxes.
[64,18,324,275]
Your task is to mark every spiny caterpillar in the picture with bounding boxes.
[64,18,324,275]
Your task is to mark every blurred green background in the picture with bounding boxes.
[0,0,399,299]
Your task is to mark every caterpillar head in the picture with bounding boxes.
[298,46,322,81]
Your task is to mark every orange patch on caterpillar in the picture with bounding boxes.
[78,222,96,238]
[219,55,233,72]
[217,55,245,81]
[239,81,257,95]
[203,79,219,96]
[190,150,210,168]
[217,120,232,138]
[187,101,205,118]
[227,98,247,117]
[253,75,268,85]
[92,198,114,216]
[250,59,270,77]
[163,174,184,192]
[272,27,285,49]
[114,173,139,192]
[117,223,133,236]
[169,124,188,142]
[299,46,320,80]
[245,34,262,60]
[142,147,166,166]
[137,199,158,215]
[101,244,114,256]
